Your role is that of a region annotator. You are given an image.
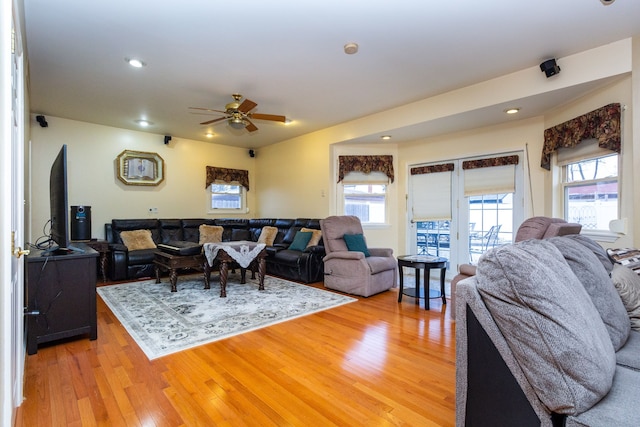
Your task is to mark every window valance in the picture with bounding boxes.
[462,155,519,170]
[338,155,394,183]
[411,163,455,175]
[540,103,621,170]
[205,166,250,191]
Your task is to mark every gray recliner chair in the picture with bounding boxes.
[320,215,397,297]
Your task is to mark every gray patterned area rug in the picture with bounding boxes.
[97,275,356,360]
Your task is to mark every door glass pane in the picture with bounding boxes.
[468,193,513,263]
[416,220,450,258]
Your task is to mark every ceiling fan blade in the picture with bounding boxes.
[189,107,228,114]
[237,98,257,113]
[249,113,286,122]
[200,116,227,125]
[245,119,258,132]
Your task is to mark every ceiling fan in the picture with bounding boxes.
[189,94,286,132]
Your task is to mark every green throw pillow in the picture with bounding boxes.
[289,231,313,251]
[343,233,370,257]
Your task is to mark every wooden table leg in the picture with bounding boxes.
[258,253,266,291]
[398,264,404,302]
[155,265,161,284]
[203,260,211,290]
[99,253,108,282]
[169,268,178,293]
[440,267,447,304]
[415,268,421,306]
[424,267,430,310]
[219,259,228,298]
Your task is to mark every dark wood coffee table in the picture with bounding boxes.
[203,241,267,297]
[153,251,211,292]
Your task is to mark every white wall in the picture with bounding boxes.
[29,116,256,242]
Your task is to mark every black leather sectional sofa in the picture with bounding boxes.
[105,218,325,283]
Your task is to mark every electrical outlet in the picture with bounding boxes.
[149,207,158,214]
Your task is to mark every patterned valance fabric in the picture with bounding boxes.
[338,155,394,183]
[411,163,455,175]
[462,155,519,170]
[541,103,621,170]
[205,166,250,191]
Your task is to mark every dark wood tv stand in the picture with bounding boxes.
[25,244,99,355]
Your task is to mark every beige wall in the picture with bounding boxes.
[543,76,634,249]
[396,117,545,255]
[29,116,256,241]
[28,40,638,255]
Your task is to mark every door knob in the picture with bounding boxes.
[11,231,30,258]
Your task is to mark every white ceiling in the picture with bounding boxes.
[23,0,640,149]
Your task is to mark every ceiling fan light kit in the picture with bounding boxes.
[189,94,286,133]
[229,117,246,129]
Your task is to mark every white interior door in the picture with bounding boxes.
[2,4,27,423]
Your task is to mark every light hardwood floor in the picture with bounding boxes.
[16,277,456,426]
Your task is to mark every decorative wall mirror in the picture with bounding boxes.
[116,150,165,186]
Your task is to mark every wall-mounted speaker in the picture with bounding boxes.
[36,115,48,127]
[540,58,560,78]
[164,135,172,144]
[248,149,255,158]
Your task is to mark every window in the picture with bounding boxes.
[343,183,387,224]
[562,153,618,230]
[209,183,245,211]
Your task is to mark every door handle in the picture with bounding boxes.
[11,231,30,258]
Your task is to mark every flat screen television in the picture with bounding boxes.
[44,144,82,255]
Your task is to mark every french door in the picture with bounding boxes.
[409,152,524,284]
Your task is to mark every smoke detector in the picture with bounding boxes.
[344,43,359,55]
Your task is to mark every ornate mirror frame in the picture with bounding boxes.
[116,150,165,186]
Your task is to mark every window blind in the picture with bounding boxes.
[411,170,452,222]
[556,138,613,166]
[463,164,515,196]
[341,171,390,184]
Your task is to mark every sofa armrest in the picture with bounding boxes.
[109,243,128,252]
[305,245,326,255]
[456,277,552,426]
[108,244,129,281]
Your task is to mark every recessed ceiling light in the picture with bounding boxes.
[284,118,293,125]
[505,108,520,115]
[135,119,153,127]
[125,57,146,68]
[205,132,214,138]
[381,135,392,140]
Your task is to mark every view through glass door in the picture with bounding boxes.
[409,152,523,280]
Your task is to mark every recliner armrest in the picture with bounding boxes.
[368,247,393,257]
[323,251,365,261]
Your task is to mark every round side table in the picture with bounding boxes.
[397,255,448,310]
